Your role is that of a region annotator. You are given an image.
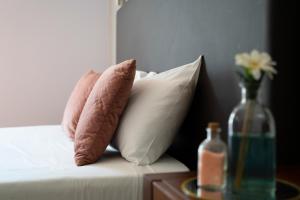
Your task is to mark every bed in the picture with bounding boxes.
[0,125,188,200]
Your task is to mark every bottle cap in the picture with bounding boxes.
[208,122,220,132]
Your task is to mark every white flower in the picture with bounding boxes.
[235,50,277,80]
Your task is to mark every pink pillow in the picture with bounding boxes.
[62,70,100,140]
[74,59,136,166]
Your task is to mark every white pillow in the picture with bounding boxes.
[113,56,202,165]
[135,70,157,81]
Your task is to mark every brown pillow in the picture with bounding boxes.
[74,59,136,166]
[62,70,100,140]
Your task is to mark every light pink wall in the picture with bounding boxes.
[0,0,112,127]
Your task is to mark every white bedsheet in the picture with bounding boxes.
[0,125,188,200]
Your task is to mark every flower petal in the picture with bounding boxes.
[250,50,260,60]
[235,53,251,68]
[262,65,278,74]
[251,69,261,80]
[261,52,271,63]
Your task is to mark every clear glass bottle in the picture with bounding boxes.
[197,122,227,191]
[228,81,276,199]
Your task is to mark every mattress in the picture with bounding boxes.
[0,125,188,200]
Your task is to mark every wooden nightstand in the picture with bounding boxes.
[143,166,300,200]
[143,171,196,200]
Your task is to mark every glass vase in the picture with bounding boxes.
[227,81,276,199]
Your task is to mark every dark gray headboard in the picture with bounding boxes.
[117,0,271,169]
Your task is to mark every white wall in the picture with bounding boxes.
[0,0,112,127]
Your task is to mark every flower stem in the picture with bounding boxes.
[234,101,254,189]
